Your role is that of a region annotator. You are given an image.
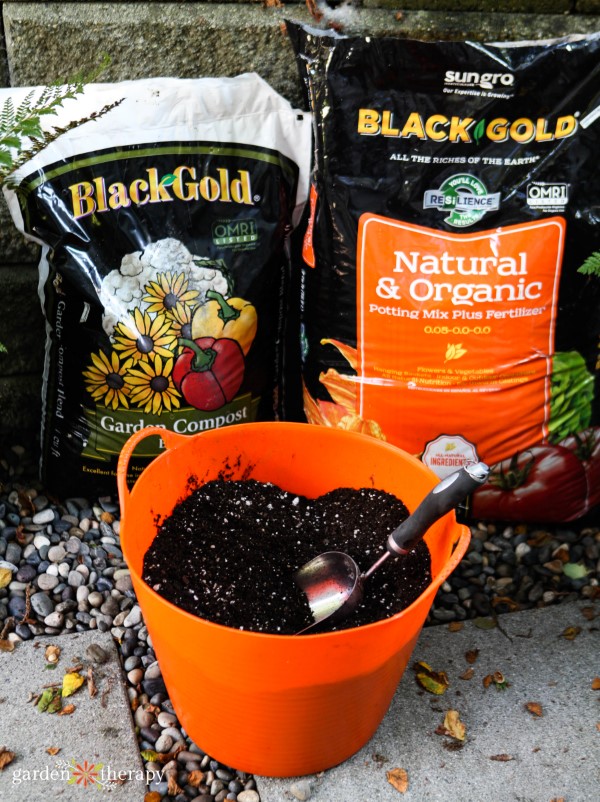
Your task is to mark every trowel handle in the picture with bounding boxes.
[386,462,489,556]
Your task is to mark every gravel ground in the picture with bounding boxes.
[0,443,598,802]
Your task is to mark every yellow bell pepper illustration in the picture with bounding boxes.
[191,290,257,355]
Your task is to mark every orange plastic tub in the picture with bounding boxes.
[117,422,470,777]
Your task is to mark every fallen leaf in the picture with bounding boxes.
[0,639,15,653]
[144,793,162,802]
[141,750,159,762]
[62,672,85,697]
[581,606,596,621]
[525,702,543,717]
[550,798,566,802]
[37,687,62,714]
[413,661,449,695]
[490,754,514,761]
[45,645,61,664]
[460,668,474,681]
[483,672,510,690]
[58,704,75,716]
[167,774,183,795]
[473,617,497,630]
[563,562,589,580]
[492,596,520,612]
[561,626,582,641]
[87,667,97,698]
[591,677,600,691]
[46,747,61,755]
[0,568,12,589]
[448,622,463,632]
[372,752,388,767]
[436,709,466,741]
[395,11,404,21]
[0,747,16,770]
[465,649,480,664]
[386,767,408,793]
[187,770,205,788]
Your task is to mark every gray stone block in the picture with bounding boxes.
[0,372,42,439]
[0,263,44,375]
[0,194,39,264]
[3,2,312,105]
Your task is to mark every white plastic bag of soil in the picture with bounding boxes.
[288,23,600,523]
[3,74,311,494]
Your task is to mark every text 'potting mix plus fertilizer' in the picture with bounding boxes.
[3,75,311,494]
[288,23,600,523]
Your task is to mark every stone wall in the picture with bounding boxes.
[1,0,599,442]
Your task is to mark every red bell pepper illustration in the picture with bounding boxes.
[173,336,245,411]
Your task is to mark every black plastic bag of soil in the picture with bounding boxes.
[3,75,311,495]
[288,23,600,523]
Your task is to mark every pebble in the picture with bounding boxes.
[37,573,59,591]
[86,643,109,664]
[30,592,54,618]
[47,545,66,562]
[238,791,260,802]
[16,564,36,583]
[88,591,104,607]
[44,611,64,628]
[123,605,142,627]
[32,509,55,525]
[290,780,313,801]
[157,711,178,728]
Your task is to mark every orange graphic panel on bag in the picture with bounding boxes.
[356,215,565,468]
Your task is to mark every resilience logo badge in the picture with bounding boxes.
[423,173,501,227]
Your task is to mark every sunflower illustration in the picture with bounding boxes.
[124,354,180,414]
[83,350,132,409]
[167,300,195,340]
[143,271,199,315]
[112,309,177,364]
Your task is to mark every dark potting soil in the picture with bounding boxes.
[143,479,432,634]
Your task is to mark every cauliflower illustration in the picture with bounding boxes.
[100,237,230,336]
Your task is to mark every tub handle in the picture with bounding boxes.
[117,426,187,507]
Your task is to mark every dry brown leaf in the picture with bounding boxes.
[596,723,600,732]
[187,770,205,788]
[448,622,463,632]
[561,625,582,641]
[490,754,514,761]
[0,747,16,770]
[386,767,408,793]
[0,639,15,653]
[460,667,474,681]
[436,710,466,741]
[492,596,520,612]
[58,703,76,716]
[167,774,183,796]
[144,793,162,802]
[550,798,566,802]
[483,671,510,690]
[45,645,61,664]
[87,666,97,698]
[525,702,543,717]
[581,606,596,621]
[465,649,479,664]
[395,11,404,21]
[46,746,61,755]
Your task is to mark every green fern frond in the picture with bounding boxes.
[0,53,118,189]
[577,251,600,278]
